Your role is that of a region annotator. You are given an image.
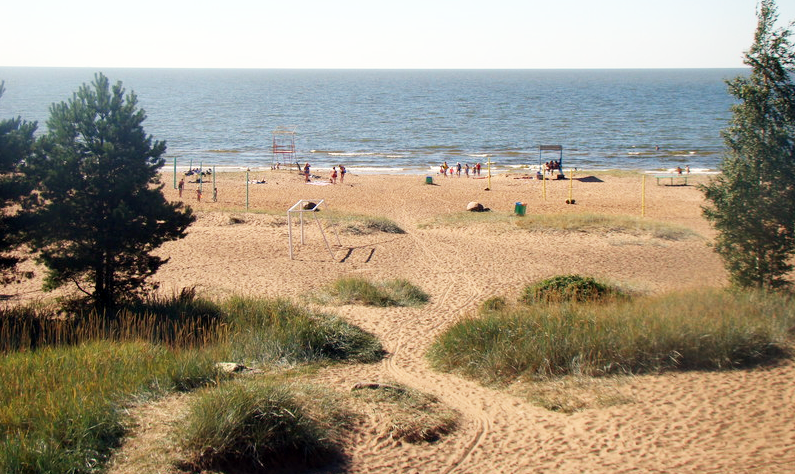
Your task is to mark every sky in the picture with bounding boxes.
[2,0,794,69]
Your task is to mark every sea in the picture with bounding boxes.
[0,68,745,174]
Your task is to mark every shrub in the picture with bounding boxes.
[520,275,623,304]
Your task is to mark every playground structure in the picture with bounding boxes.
[272,127,296,169]
[539,145,565,179]
[287,200,341,260]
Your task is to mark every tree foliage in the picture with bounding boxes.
[702,0,795,289]
[24,73,195,309]
[0,81,37,284]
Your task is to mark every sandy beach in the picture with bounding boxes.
[12,168,795,473]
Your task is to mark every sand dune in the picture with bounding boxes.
[13,169,795,473]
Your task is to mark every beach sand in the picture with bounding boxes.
[12,169,795,473]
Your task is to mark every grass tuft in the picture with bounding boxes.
[351,382,459,443]
[319,277,430,307]
[178,379,347,471]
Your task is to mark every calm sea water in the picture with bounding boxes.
[0,68,744,173]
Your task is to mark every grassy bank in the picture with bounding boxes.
[428,288,794,385]
[0,293,384,473]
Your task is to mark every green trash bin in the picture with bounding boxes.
[426,176,433,185]
[514,202,526,216]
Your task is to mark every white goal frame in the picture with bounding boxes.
[287,199,341,260]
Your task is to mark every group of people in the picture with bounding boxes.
[178,177,217,202]
[300,162,347,184]
[439,161,481,177]
[328,165,346,184]
[675,165,691,175]
[544,160,561,173]
[184,168,211,177]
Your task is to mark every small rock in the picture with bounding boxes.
[467,202,484,212]
[215,362,248,373]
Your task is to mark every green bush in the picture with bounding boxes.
[429,288,794,384]
[520,275,623,304]
[178,379,344,471]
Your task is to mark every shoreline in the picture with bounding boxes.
[168,164,720,176]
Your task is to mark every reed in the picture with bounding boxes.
[428,288,794,385]
[0,289,224,352]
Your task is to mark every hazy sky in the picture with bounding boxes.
[3,0,794,69]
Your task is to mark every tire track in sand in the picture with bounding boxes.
[377,185,494,473]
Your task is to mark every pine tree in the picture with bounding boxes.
[702,0,795,289]
[0,81,37,284]
[25,73,195,309]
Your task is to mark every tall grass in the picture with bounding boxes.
[0,340,224,474]
[428,289,794,385]
[0,290,224,352]
[219,296,384,365]
[0,292,384,473]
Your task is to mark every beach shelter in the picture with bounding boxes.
[539,145,564,179]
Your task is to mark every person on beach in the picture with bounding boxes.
[456,162,462,177]
[196,187,202,202]
[330,167,338,184]
[303,163,311,182]
[465,163,470,177]
[442,161,449,177]
[676,166,683,175]
[475,163,481,176]
[178,178,184,198]
[339,165,346,183]
[686,165,691,174]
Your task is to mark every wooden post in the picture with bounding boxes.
[641,174,646,217]
[569,168,573,202]
[246,170,249,211]
[486,156,492,190]
[542,171,547,200]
